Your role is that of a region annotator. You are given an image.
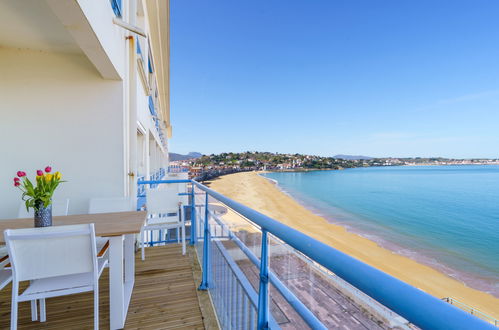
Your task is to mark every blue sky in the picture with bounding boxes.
[170,0,499,158]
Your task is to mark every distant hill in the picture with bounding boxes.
[169,152,203,161]
[333,154,373,160]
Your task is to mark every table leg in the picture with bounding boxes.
[109,235,125,329]
[124,234,135,311]
[109,234,136,329]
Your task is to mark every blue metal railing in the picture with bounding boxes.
[137,169,167,210]
[207,209,325,329]
[168,165,189,173]
[138,179,496,330]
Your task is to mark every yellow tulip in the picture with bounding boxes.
[44,173,53,182]
[55,172,62,180]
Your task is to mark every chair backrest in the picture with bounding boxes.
[147,188,179,215]
[88,197,132,214]
[17,198,70,218]
[4,224,97,282]
[53,199,70,216]
[166,173,189,205]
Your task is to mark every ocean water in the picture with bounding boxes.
[261,165,499,296]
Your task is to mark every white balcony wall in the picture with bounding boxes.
[77,0,125,79]
[136,75,151,131]
[47,0,126,79]
[0,48,126,218]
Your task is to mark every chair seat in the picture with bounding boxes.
[146,214,179,225]
[144,217,181,231]
[143,223,182,232]
[19,258,107,300]
[0,269,12,290]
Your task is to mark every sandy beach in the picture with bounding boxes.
[208,171,499,320]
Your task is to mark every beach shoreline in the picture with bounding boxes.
[208,171,499,320]
[259,172,499,298]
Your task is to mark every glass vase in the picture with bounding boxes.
[34,200,52,227]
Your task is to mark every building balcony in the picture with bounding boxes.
[133,179,496,329]
[0,245,211,329]
[0,179,495,329]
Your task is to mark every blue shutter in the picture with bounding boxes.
[148,56,154,73]
[148,96,156,116]
[110,0,122,17]
[136,40,142,55]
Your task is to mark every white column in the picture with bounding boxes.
[128,0,138,200]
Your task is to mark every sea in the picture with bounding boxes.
[261,165,499,297]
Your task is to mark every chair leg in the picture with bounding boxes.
[11,282,18,330]
[140,228,145,261]
[94,286,99,330]
[40,298,46,322]
[181,224,186,255]
[30,300,38,321]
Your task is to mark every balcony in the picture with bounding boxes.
[0,245,211,329]
[134,178,496,329]
[0,178,495,329]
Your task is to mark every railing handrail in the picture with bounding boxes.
[138,179,495,329]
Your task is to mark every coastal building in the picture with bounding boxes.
[0,1,496,329]
[0,0,170,217]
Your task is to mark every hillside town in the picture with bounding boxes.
[170,152,499,181]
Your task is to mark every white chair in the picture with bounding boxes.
[88,197,133,259]
[1,199,72,268]
[165,175,189,243]
[17,199,70,218]
[5,224,106,330]
[141,188,185,260]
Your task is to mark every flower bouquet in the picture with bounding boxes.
[14,166,65,227]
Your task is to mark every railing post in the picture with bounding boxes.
[198,191,210,290]
[257,229,269,329]
[189,182,197,245]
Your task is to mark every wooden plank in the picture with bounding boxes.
[0,211,147,243]
[0,245,206,329]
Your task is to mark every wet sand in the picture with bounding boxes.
[208,171,499,320]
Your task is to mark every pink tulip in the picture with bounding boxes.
[45,166,52,173]
[14,181,20,187]
[14,177,20,182]
[36,170,43,176]
[17,171,26,177]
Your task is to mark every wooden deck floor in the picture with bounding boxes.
[0,245,206,329]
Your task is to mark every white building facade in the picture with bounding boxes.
[0,0,171,218]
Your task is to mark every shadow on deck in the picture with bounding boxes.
[0,245,209,329]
